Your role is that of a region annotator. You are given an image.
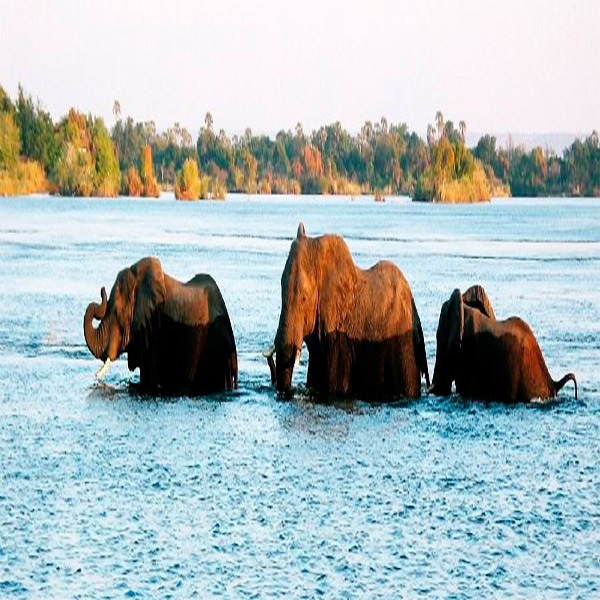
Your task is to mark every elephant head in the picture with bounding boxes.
[461,284,496,320]
[264,222,318,391]
[430,289,464,396]
[429,285,496,396]
[83,257,166,378]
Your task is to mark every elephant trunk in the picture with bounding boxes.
[275,354,294,392]
[263,344,276,384]
[275,343,301,392]
[84,287,109,360]
[429,348,452,396]
[262,342,295,391]
[554,373,577,400]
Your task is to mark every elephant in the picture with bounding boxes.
[84,256,238,393]
[429,284,577,403]
[263,223,429,398]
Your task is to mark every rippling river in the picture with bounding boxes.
[1,195,599,597]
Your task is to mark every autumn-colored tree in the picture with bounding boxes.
[122,166,142,196]
[140,145,160,197]
[301,145,324,177]
[292,157,303,180]
[242,148,257,193]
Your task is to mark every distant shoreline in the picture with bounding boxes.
[1,85,599,201]
[3,192,597,204]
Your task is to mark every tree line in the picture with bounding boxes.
[1,84,598,200]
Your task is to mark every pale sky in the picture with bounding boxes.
[1,0,599,138]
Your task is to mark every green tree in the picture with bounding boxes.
[16,86,59,173]
[91,117,120,196]
[112,116,146,171]
[0,111,21,171]
[53,109,94,196]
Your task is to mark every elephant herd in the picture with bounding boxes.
[84,222,577,404]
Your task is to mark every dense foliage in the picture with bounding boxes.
[0,86,48,195]
[1,84,598,200]
[414,115,492,202]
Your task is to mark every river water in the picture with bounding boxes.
[0,194,599,597]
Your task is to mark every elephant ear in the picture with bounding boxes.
[317,235,358,336]
[131,257,166,339]
[447,288,464,355]
[462,284,496,320]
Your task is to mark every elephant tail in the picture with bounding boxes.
[554,373,577,400]
[412,297,430,388]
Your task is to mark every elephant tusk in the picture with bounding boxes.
[262,343,276,358]
[266,354,276,384]
[96,358,111,380]
[294,348,301,368]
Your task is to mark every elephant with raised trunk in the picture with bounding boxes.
[264,223,429,398]
[84,257,237,393]
[429,285,577,403]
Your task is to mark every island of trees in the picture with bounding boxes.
[0,84,598,201]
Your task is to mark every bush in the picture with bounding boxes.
[438,161,491,203]
[211,178,226,200]
[17,160,48,194]
[122,166,142,196]
[332,176,362,196]
[175,158,201,200]
[271,176,300,194]
[413,172,435,202]
[258,178,271,194]
[54,142,95,196]
[0,159,48,196]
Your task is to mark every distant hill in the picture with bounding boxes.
[467,132,587,155]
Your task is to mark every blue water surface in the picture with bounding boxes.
[0,194,599,597]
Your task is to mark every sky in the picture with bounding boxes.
[1,0,599,138]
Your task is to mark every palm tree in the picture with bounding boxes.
[205,112,214,133]
[427,124,435,147]
[315,127,327,152]
[435,111,444,139]
[112,100,121,123]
